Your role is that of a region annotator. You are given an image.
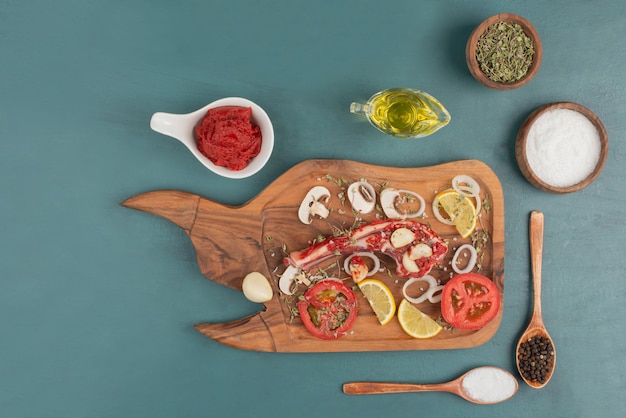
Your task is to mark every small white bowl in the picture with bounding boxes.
[150,97,274,179]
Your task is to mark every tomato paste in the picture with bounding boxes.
[195,106,262,171]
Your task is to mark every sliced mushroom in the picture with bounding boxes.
[279,265,309,295]
[298,186,331,224]
[347,180,376,214]
[380,188,425,219]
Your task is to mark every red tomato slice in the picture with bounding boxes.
[440,273,500,331]
[297,279,358,340]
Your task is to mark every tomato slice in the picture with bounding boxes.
[440,273,500,331]
[297,279,358,340]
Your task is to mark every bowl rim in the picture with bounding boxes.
[515,102,609,194]
[466,13,542,90]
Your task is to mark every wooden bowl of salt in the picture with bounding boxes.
[515,102,608,193]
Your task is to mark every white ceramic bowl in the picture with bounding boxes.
[150,97,274,179]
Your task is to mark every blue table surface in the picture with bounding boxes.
[2,1,625,417]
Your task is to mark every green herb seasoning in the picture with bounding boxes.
[476,22,534,83]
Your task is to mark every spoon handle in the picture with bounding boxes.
[343,381,455,395]
[529,211,544,321]
[150,112,196,143]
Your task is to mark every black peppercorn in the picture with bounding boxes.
[518,336,555,383]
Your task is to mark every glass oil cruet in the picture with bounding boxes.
[350,88,451,139]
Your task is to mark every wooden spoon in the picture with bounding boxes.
[343,366,518,404]
[515,211,556,388]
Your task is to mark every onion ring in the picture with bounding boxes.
[452,175,480,198]
[380,189,425,219]
[431,196,455,225]
[402,274,438,304]
[343,252,380,277]
[451,243,477,274]
[452,175,482,214]
[428,285,444,303]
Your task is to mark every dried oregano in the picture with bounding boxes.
[476,22,535,83]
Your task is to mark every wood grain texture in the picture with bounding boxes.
[516,211,556,388]
[343,366,518,404]
[121,159,505,352]
[343,380,460,396]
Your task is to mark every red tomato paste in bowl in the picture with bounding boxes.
[194,106,262,171]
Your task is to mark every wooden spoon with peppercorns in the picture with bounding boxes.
[516,211,556,388]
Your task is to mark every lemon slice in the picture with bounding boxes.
[435,189,477,238]
[358,279,396,326]
[397,299,442,339]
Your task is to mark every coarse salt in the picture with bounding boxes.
[462,367,517,403]
[525,108,601,188]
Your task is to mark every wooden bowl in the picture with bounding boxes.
[466,13,542,90]
[515,102,609,193]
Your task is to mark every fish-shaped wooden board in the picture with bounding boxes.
[121,159,504,352]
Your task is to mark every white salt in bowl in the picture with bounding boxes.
[515,102,608,193]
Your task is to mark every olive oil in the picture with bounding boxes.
[350,88,450,139]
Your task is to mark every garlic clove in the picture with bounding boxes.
[409,243,433,260]
[390,227,416,248]
[242,272,273,303]
[402,252,420,273]
[348,262,369,283]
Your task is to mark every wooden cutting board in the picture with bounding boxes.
[121,159,504,352]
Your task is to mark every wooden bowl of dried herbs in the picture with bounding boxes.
[466,13,542,90]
